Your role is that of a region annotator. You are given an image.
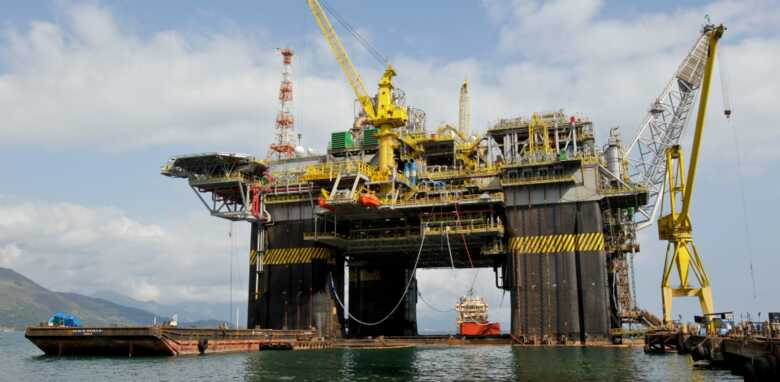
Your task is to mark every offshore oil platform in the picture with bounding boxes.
[23,3,779,376]
[158,2,725,345]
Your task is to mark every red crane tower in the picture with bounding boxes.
[269,48,296,159]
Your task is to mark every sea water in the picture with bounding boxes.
[1,332,737,381]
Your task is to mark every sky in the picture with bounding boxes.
[1,0,778,331]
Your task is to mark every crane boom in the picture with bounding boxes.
[307,0,376,120]
[657,24,725,324]
[680,25,724,219]
[306,0,408,178]
[626,31,712,230]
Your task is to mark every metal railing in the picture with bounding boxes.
[302,160,384,182]
[391,192,504,206]
[500,174,576,187]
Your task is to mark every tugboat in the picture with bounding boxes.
[455,292,501,336]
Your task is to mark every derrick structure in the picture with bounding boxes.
[269,48,297,159]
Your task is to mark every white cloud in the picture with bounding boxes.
[1,1,778,322]
[474,0,780,178]
[0,196,245,304]
[0,243,21,267]
[0,3,352,151]
[1,1,778,177]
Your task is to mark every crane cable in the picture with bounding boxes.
[719,48,758,300]
[329,229,426,326]
[319,0,388,67]
[444,216,482,300]
[498,289,506,310]
[453,203,482,293]
[453,203,475,268]
[418,226,486,314]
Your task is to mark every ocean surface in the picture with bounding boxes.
[2,332,738,381]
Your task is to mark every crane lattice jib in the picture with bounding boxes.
[307,0,376,120]
[626,29,711,230]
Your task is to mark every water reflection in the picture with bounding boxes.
[238,344,737,382]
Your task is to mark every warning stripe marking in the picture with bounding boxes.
[263,247,332,265]
[509,232,604,254]
[250,250,257,265]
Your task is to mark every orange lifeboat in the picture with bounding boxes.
[358,193,381,208]
[318,197,335,211]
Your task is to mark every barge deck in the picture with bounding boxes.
[25,327,639,357]
[25,327,328,356]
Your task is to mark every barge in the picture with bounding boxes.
[25,326,639,357]
[25,326,329,357]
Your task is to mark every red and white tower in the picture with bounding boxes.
[269,48,296,159]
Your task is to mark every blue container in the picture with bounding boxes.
[48,312,81,327]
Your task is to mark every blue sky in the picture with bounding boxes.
[0,0,778,331]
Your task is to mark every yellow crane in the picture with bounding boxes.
[307,0,408,181]
[657,24,725,324]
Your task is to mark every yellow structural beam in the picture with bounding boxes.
[679,25,725,220]
[306,0,374,120]
[657,24,724,324]
[307,0,408,188]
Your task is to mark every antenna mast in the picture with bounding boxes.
[269,48,297,159]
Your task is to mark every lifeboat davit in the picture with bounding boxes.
[358,193,381,208]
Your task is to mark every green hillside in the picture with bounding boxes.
[0,267,156,330]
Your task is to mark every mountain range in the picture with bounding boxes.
[0,267,157,330]
[90,290,242,326]
[0,267,234,330]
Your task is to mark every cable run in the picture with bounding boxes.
[727,117,758,300]
[418,290,455,313]
[329,230,427,326]
[444,229,455,271]
[228,222,234,327]
[453,203,475,268]
[718,47,757,300]
[718,47,732,119]
[319,0,388,67]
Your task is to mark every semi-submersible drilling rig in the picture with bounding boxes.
[162,2,723,344]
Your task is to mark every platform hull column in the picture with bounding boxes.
[347,266,417,337]
[506,202,610,344]
[254,203,345,338]
[247,222,260,329]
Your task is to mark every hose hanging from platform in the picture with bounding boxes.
[444,229,455,271]
[329,230,427,326]
[418,290,455,313]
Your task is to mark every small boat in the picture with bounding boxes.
[455,293,500,336]
[318,197,335,211]
[358,193,381,208]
